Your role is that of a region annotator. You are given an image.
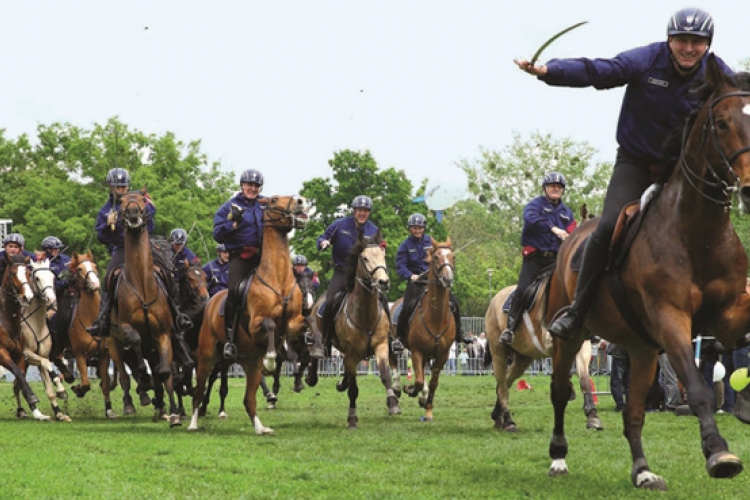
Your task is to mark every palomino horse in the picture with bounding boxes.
[189,194,310,433]
[388,238,456,421]
[106,186,182,427]
[64,252,116,417]
[485,280,601,432]
[17,259,70,421]
[308,230,402,429]
[546,58,750,490]
[1,254,48,420]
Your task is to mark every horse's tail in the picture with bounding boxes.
[484,343,492,367]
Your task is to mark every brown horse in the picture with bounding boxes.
[485,281,601,432]
[64,252,117,417]
[308,230,401,429]
[189,194,310,433]
[106,186,182,427]
[388,238,456,421]
[1,254,48,420]
[546,57,750,490]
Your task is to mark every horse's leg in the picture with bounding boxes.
[98,347,117,419]
[622,350,667,490]
[374,342,401,416]
[500,354,533,431]
[576,340,602,430]
[548,337,584,478]
[242,359,274,435]
[305,355,319,388]
[219,364,229,418]
[72,352,92,398]
[121,324,151,390]
[662,334,742,480]
[37,359,70,422]
[9,357,48,420]
[116,353,136,415]
[490,343,512,430]
[198,362,219,417]
[423,351,449,421]
[260,375,276,409]
[406,349,424,398]
[189,340,218,431]
[258,318,277,375]
[156,334,181,427]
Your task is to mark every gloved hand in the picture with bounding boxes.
[410,275,420,282]
[320,240,331,250]
[229,203,245,222]
[107,210,118,230]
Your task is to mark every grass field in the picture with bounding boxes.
[1,373,749,499]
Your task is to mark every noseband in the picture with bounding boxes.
[31,266,55,300]
[263,196,307,229]
[357,245,387,294]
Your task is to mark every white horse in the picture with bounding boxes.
[17,259,70,421]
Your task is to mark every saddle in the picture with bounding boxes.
[502,267,554,314]
[219,274,254,317]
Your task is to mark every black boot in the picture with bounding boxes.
[548,238,608,340]
[500,292,522,345]
[168,281,194,331]
[223,288,239,360]
[87,288,112,337]
[393,305,409,354]
[450,295,471,344]
[172,331,195,373]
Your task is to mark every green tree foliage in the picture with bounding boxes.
[450,132,611,315]
[292,149,445,301]
[0,117,235,267]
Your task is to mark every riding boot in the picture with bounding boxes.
[87,288,112,337]
[321,297,336,342]
[305,329,325,360]
[450,295,471,344]
[393,304,409,353]
[548,238,608,340]
[223,288,239,360]
[500,293,523,345]
[168,281,194,331]
[172,331,195,373]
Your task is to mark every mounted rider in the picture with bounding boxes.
[41,235,75,363]
[168,228,199,284]
[394,213,470,352]
[213,168,265,360]
[0,233,36,281]
[203,243,230,297]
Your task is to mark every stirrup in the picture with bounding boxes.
[391,338,404,353]
[499,329,514,345]
[304,332,314,345]
[223,342,237,360]
[176,313,193,331]
[548,306,579,340]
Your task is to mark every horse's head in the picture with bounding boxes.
[690,56,750,212]
[119,186,151,231]
[182,261,209,305]
[259,195,310,231]
[348,230,389,293]
[30,259,57,309]
[71,251,100,292]
[428,238,455,289]
[6,255,34,307]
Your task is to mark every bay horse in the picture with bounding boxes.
[189,194,311,433]
[484,281,601,432]
[388,238,456,421]
[106,186,182,427]
[545,57,750,490]
[308,230,401,429]
[1,254,48,420]
[17,258,71,421]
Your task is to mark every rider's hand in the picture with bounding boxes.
[229,203,245,223]
[410,275,420,282]
[107,210,117,228]
[551,227,568,240]
[320,240,330,251]
[513,59,548,76]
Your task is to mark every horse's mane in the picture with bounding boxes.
[345,229,383,292]
[657,70,750,183]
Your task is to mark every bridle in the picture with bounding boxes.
[355,244,388,294]
[262,196,308,230]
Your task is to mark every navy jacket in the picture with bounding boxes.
[45,252,72,292]
[293,266,320,290]
[541,42,733,163]
[203,258,229,297]
[396,234,433,281]
[521,196,576,254]
[213,193,264,252]
[317,216,379,268]
[172,246,197,283]
[95,194,156,255]
[0,250,36,279]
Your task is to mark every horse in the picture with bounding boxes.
[0,254,48,420]
[388,238,457,421]
[545,57,750,490]
[484,280,602,432]
[105,186,182,427]
[189,194,311,433]
[16,258,71,421]
[308,230,401,429]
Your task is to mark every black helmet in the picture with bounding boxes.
[41,236,64,250]
[407,213,427,228]
[542,172,566,189]
[216,243,227,252]
[351,195,373,211]
[667,8,714,42]
[239,169,264,186]
[292,255,308,266]
[106,168,131,188]
[168,228,188,245]
[3,233,25,248]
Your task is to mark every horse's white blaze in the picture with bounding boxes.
[304,292,314,310]
[15,266,33,302]
[83,261,100,290]
[634,470,662,488]
[253,415,274,435]
[743,103,750,116]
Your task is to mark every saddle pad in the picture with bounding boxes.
[392,302,404,324]
[502,290,515,312]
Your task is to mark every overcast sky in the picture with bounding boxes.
[3,1,749,195]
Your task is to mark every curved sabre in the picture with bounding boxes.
[530,21,588,66]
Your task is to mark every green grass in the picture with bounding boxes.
[1,374,749,499]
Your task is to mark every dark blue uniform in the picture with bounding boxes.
[521,196,576,254]
[396,234,433,281]
[172,246,197,284]
[0,250,36,280]
[45,252,72,293]
[203,258,229,297]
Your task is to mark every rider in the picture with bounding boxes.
[514,7,733,340]
[87,168,194,342]
[292,254,324,353]
[41,236,74,360]
[213,168,265,360]
[394,213,470,352]
[0,233,36,280]
[168,228,198,284]
[317,195,391,347]
[203,243,230,297]
[499,173,577,345]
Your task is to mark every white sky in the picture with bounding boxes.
[3,1,749,195]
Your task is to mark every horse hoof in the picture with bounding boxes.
[56,413,72,422]
[63,372,75,384]
[218,411,228,420]
[632,470,667,490]
[266,403,276,410]
[266,393,278,404]
[389,405,402,416]
[16,408,28,419]
[139,393,152,407]
[56,391,68,400]
[188,424,199,432]
[293,383,304,393]
[123,405,136,415]
[504,423,518,432]
[707,451,743,479]
[419,416,433,422]
[169,414,182,427]
[336,381,347,392]
[548,459,569,477]
[418,398,427,409]
[305,374,318,387]
[105,409,118,420]
[586,418,603,431]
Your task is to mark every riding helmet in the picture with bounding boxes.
[667,8,713,42]
[542,172,566,189]
[239,168,264,186]
[407,213,427,228]
[216,243,227,253]
[106,167,131,188]
[2,233,25,248]
[168,228,188,245]
[292,255,308,266]
[351,195,373,211]
[41,236,64,250]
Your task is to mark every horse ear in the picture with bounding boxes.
[445,237,452,247]
[704,54,725,90]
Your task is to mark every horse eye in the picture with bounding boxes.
[716,118,730,132]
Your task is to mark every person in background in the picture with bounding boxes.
[203,243,230,297]
[0,233,36,280]
[168,228,198,284]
